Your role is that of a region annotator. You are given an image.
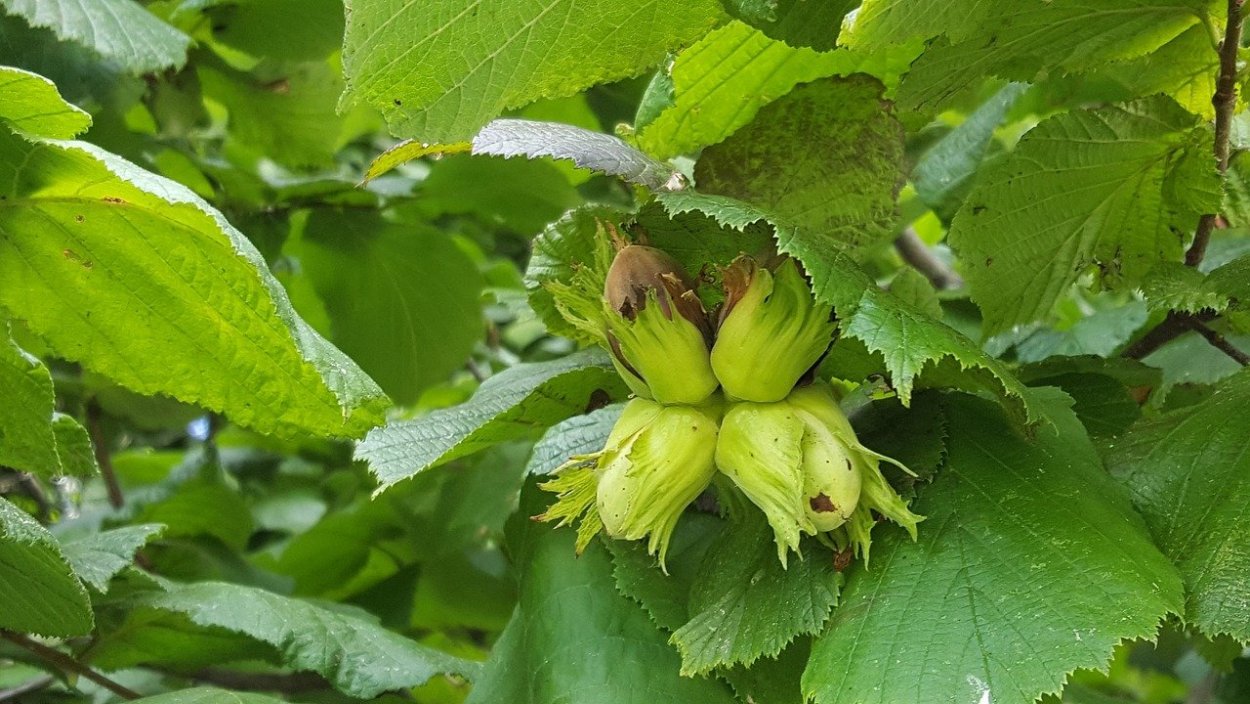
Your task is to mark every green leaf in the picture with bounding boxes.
[1033,372,1143,438]
[851,392,948,492]
[1043,24,1218,120]
[1142,262,1228,315]
[90,610,274,673]
[275,447,525,604]
[0,14,143,107]
[466,489,737,704]
[637,21,920,158]
[672,514,840,675]
[836,289,1048,426]
[357,349,626,491]
[362,140,471,182]
[50,413,100,476]
[340,0,724,143]
[802,390,1184,704]
[912,83,1025,220]
[137,477,253,550]
[654,191,1045,428]
[524,205,630,344]
[1223,154,1250,227]
[137,581,477,699]
[990,296,1150,364]
[202,0,345,62]
[130,688,287,704]
[419,154,583,235]
[402,443,530,557]
[470,119,684,190]
[271,501,400,598]
[1107,369,1250,642]
[0,495,92,636]
[887,267,943,320]
[288,210,484,406]
[1142,328,1250,395]
[0,327,98,478]
[635,70,676,133]
[949,97,1219,334]
[0,128,388,439]
[1020,357,1161,437]
[607,515,724,632]
[719,641,810,704]
[526,403,624,476]
[847,0,1211,112]
[721,0,855,51]
[0,64,91,138]
[198,59,347,169]
[1207,253,1250,331]
[634,201,777,274]
[0,0,189,74]
[694,76,903,250]
[61,524,164,592]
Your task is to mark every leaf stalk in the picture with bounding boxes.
[0,631,140,700]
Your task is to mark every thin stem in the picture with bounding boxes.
[1188,319,1250,364]
[1123,311,1197,360]
[0,468,51,521]
[18,474,51,521]
[894,228,964,290]
[1123,311,1249,366]
[85,401,124,510]
[0,632,140,700]
[1185,0,1244,268]
[1125,2,1244,358]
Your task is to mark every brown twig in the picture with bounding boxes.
[0,632,140,700]
[1188,319,1250,364]
[894,228,964,290]
[85,400,124,509]
[0,467,52,521]
[1124,311,1199,359]
[1124,310,1249,365]
[1186,0,1244,268]
[1125,1,1244,357]
[17,474,51,521]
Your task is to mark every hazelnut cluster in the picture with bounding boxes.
[539,238,920,568]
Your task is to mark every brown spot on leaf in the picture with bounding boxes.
[62,249,92,268]
[101,196,125,204]
[261,78,291,95]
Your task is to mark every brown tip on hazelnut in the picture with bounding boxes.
[809,493,837,513]
[718,256,758,326]
[605,245,709,335]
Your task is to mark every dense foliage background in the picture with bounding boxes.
[0,0,1248,703]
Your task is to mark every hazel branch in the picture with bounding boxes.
[0,632,140,701]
